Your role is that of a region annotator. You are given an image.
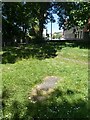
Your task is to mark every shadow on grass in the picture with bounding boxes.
[69,40,90,49]
[2,40,89,64]
[2,87,15,110]
[2,42,65,64]
[48,39,90,49]
[2,88,89,120]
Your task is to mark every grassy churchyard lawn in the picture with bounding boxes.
[1,41,89,119]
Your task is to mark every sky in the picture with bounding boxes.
[45,14,62,34]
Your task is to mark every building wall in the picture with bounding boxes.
[64,28,83,39]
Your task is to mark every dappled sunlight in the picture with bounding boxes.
[2,79,88,119]
[2,43,57,64]
[2,42,88,119]
[2,2,90,119]
[2,41,89,64]
[2,93,88,119]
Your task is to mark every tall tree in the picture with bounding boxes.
[2,2,53,45]
[55,2,90,29]
[31,2,52,39]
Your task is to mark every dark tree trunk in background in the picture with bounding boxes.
[38,8,44,39]
[39,20,43,39]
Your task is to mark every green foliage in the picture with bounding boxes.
[2,2,52,46]
[68,2,90,28]
[53,2,90,29]
[2,2,90,46]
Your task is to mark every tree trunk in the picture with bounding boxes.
[39,20,43,38]
[39,8,44,39]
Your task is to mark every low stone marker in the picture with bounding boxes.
[29,76,62,102]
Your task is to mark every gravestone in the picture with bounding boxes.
[29,76,63,102]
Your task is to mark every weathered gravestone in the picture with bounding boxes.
[29,76,63,102]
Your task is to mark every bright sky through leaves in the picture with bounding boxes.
[46,14,62,34]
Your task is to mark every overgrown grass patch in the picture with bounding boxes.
[2,42,89,119]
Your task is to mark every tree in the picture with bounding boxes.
[55,2,90,29]
[31,2,52,39]
[2,2,22,45]
[2,2,54,45]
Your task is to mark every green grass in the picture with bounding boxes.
[2,42,89,119]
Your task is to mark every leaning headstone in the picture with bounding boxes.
[29,76,62,102]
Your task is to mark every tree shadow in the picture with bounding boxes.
[2,40,89,64]
[2,88,89,120]
[47,39,90,49]
[70,40,90,49]
[2,42,65,64]
[62,40,89,48]
[2,87,15,109]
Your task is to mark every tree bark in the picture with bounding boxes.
[38,8,44,39]
[39,20,43,38]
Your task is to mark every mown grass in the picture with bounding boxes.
[1,41,89,119]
